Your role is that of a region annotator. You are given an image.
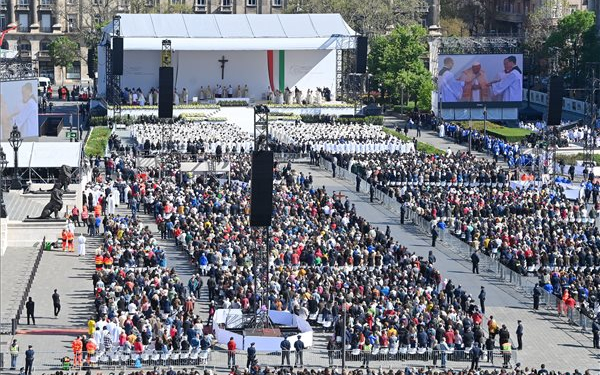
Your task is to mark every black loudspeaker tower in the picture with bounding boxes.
[250,151,274,227]
[547,75,564,126]
[356,36,368,74]
[112,37,124,75]
[159,67,174,119]
[87,48,96,79]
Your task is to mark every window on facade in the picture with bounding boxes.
[67,14,77,31]
[247,0,256,6]
[40,39,51,51]
[39,61,55,81]
[18,0,29,6]
[39,0,52,6]
[195,0,206,4]
[41,13,52,32]
[67,61,81,79]
[221,0,231,6]
[18,40,31,51]
[0,14,6,31]
[171,0,184,4]
[18,13,29,31]
[272,0,282,6]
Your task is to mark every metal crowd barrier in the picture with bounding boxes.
[315,158,593,329]
[0,348,517,371]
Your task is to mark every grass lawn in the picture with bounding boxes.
[85,126,112,157]
[453,121,532,143]
[555,153,600,166]
[383,128,445,155]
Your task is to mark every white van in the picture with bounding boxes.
[38,77,51,94]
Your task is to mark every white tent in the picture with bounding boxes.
[1,141,81,168]
[98,13,356,101]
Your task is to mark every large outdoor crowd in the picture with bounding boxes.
[131,122,254,154]
[322,146,600,322]
[271,123,415,154]
[66,115,600,374]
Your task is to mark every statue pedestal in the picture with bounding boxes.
[6,220,65,249]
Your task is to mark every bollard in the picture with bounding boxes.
[11,317,17,335]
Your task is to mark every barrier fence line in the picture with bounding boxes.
[0,348,518,372]
[317,157,594,336]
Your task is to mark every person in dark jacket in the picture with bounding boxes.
[294,335,305,367]
[280,336,291,366]
[246,342,256,369]
[470,342,482,370]
[26,297,35,325]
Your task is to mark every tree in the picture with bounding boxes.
[286,0,429,35]
[368,25,434,109]
[440,0,494,35]
[440,17,468,37]
[49,36,80,84]
[546,10,599,86]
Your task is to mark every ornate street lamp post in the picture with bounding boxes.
[0,146,7,218]
[8,125,23,190]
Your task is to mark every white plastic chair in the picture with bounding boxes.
[408,347,417,355]
[199,350,209,364]
[417,347,426,355]
[399,347,408,355]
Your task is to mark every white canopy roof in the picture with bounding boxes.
[104,13,356,51]
[1,142,81,168]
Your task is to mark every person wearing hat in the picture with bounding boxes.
[24,345,34,375]
[294,335,304,367]
[280,335,291,366]
[516,320,523,350]
[246,342,256,369]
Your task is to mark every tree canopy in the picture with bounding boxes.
[49,36,80,69]
[545,10,599,86]
[368,25,433,109]
[286,0,429,35]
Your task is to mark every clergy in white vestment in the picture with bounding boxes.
[236,85,242,98]
[438,57,464,102]
[174,89,180,105]
[138,91,146,106]
[148,89,154,105]
[78,233,87,256]
[182,88,189,104]
[243,84,249,97]
[439,123,445,137]
[199,86,206,100]
[107,194,116,215]
[489,56,522,102]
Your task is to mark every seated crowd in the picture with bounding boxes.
[271,123,415,155]
[134,151,521,366]
[321,148,600,322]
[131,122,254,155]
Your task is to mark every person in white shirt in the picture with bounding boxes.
[438,57,464,103]
[11,82,38,137]
[488,56,522,102]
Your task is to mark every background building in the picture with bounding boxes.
[493,0,589,34]
[0,0,288,85]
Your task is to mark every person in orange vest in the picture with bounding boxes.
[94,204,102,218]
[103,253,113,269]
[61,229,68,251]
[95,252,104,271]
[72,336,83,366]
[67,230,75,252]
[85,339,97,364]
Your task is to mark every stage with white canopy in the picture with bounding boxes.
[97,13,356,101]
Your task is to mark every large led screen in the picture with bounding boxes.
[0,79,39,140]
[437,54,523,107]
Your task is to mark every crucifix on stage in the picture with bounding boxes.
[219,55,228,80]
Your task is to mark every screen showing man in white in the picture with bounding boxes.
[0,80,39,140]
[437,54,523,104]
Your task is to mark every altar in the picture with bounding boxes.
[97,13,356,103]
[213,97,251,105]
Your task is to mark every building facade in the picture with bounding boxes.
[1,0,288,85]
[493,0,589,34]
